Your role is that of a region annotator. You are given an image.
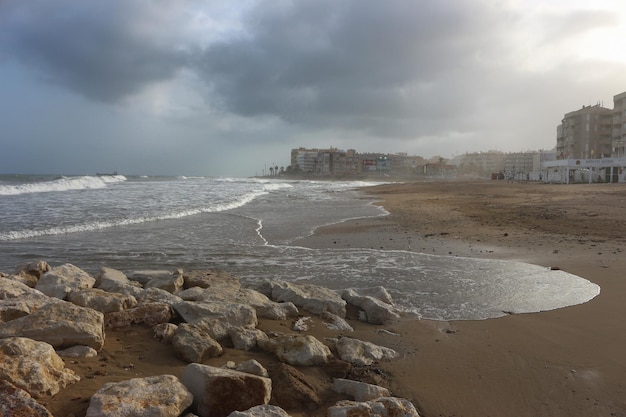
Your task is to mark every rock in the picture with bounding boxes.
[266,280,346,317]
[153,323,178,343]
[235,359,269,378]
[327,397,420,417]
[0,301,105,350]
[270,363,321,410]
[0,276,47,299]
[105,302,172,330]
[199,287,299,321]
[332,378,390,401]
[229,327,269,351]
[68,288,137,313]
[340,289,400,324]
[6,271,39,288]
[86,374,193,417]
[96,267,143,297]
[0,380,53,417]
[181,363,272,417]
[173,301,257,340]
[321,311,354,332]
[177,286,207,301]
[0,337,79,398]
[14,260,51,279]
[35,263,95,300]
[292,317,311,332]
[137,287,183,306]
[56,345,98,358]
[227,405,291,417]
[258,334,332,366]
[171,323,224,363]
[0,295,52,322]
[335,337,398,366]
[144,269,185,294]
[183,269,241,292]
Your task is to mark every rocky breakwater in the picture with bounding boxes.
[0,261,419,417]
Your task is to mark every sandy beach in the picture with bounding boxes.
[39,179,626,417]
[300,180,626,417]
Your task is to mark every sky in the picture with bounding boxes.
[1,0,625,177]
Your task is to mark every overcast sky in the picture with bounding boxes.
[1,0,625,177]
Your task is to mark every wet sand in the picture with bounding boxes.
[299,180,626,417]
[43,179,626,417]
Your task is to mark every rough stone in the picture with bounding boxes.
[235,359,269,378]
[0,380,53,417]
[86,374,193,417]
[144,269,185,294]
[183,269,241,292]
[171,322,224,363]
[0,293,54,323]
[0,301,105,350]
[0,337,80,398]
[340,288,400,324]
[56,345,98,358]
[270,363,321,410]
[105,302,171,330]
[14,260,51,279]
[174,301,257,340]
[153,322,178,343]
[35,263,95,300]
[96,267,143,297]
[258,334,332,366]
[195,287,299,321]
[266,280,346,317]
[332,378,390,401]
[229,327,269,351]
[68,288,137,313]
[335,337,398,366]
[137,287,183,306]
[321,311,354,332]
[181,363,272,417]
[327,397,420,417]
[227,405,291,417]
[0,276,47,300]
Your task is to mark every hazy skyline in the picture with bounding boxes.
[1,0,625,177]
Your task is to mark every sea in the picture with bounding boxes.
[0,174,600,321]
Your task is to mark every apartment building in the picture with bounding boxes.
[556,104,613,159]
[612,91,626,157]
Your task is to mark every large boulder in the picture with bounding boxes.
[327,397,420,417]
[340,288,400,324]
[0,295,53,322]
[14,260,51,278]
[181,363,272,417]
[34,264,93,299]
[173,301,257,340]
[183,269,241,292]
[171,323,224,363]
[258,334,332,366]
[187,287,299,321]
[229,327,269,351]
[0,337,80,398]
[227,405,291,417]
[265,280,346,317]
[270,363,321,410]
[96,267,143,297]
[68,288,137,313]
[0,301,105,350]
[334,337,398,366]
[127,270,184,294]
[35,263,95,300]
[0,380,53,417]
[105,302,172,330]
[332,378,390,401]
[137,287,183,306]
[0,277,47,299]
[86,375,193,417]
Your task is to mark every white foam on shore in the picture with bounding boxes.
[0,175,127,195]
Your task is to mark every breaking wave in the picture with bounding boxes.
[0,175,127,196]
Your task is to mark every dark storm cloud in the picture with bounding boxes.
[0,0,189,102]
[196,0,495,137]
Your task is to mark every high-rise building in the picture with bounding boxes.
[612,91,626,157]
[556,104,613,159]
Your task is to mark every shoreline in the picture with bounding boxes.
[295,180,626,417]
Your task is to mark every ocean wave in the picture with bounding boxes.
[0,183,269,241]
[0,175,127,196]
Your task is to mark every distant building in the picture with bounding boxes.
[612,91,626,157]
[457,151,505,177]
[556,104,613,159]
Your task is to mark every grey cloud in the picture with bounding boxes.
[0,0,189,102]
[196,0,501,138]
